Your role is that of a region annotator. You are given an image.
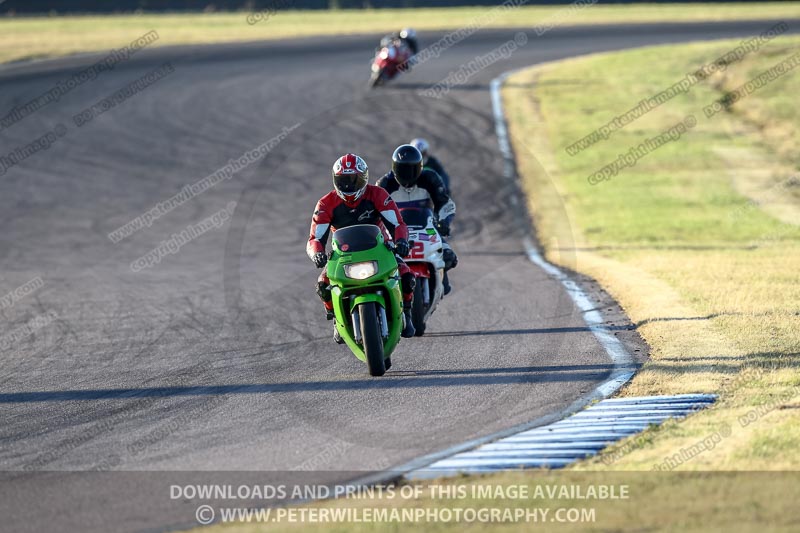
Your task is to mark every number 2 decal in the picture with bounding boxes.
[410,241,424,259]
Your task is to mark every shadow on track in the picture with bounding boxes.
[0,364,613,403]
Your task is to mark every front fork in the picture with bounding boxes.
[378,305,389,338]
[350,292,389,343]
[352,308,362,343]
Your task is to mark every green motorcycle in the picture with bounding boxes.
[327,224,404,376]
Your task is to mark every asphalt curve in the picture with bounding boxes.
[0,19,794,532]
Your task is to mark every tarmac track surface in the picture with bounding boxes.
[0,19,794,532]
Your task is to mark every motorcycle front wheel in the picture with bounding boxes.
[359,302,386,376]
[368,69,385,89]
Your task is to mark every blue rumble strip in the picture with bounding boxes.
[408,394,717,478]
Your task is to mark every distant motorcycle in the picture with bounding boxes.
[400,207,445,336]
[369,42,412,88]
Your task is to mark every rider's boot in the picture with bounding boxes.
[323,300,335,321]
[442,246,457,296]
[323,300,344,344]
[401,303,416,338]
[319,281,335,321]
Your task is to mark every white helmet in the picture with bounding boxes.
[410,138,429,160]
[399,28,416,40]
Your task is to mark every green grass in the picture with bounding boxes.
[2,3,800,64]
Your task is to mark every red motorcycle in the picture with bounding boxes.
[398,207,446,336]
[369,42,412,88]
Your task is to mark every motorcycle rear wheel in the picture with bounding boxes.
[412,280,427,337]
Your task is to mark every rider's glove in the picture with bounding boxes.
[437,219,451,237]
[394,238,410,258]
[312,252,328,268]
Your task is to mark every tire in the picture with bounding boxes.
[412,279,427,337]
[359,302,386,376]
[368,69,384,89]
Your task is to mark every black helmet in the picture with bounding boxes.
[392,144,423,188]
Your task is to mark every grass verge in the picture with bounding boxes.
[2,3,800,65]
[505,33,800,471]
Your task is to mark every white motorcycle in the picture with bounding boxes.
[400,207,446,336]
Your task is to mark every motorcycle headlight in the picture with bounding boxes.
[344,261,378,280]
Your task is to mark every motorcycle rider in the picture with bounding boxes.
[308,153,416,341]
[376,144,458,295]
[410,138,451,193]
[377,28,418,70]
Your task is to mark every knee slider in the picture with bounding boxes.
[316,281,331,302]
[443,248,458,269]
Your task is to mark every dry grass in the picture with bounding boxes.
[504,36,800,470]
[2,3,800,64]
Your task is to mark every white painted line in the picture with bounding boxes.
[569,409,701,417]
[420,463,573,474]
[481,442,606,451]
[576,402,712,410]
[570,408,704,415]
[455,450,598,458]
[495,436,622,443]
[502,433,635,442]
[430,458,575,468]
[531,424,654,432]
[490,70,638,399]
[602,394,716,403]
[564,404,702,413]
[553,416,671,424]
[551,422,655,430]
[520,425,647,433]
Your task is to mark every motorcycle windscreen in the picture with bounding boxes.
[333,225,382,252]
[399,207,434,229]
